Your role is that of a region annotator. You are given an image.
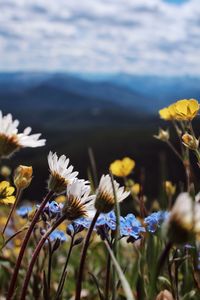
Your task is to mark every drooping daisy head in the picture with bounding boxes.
[47,151,78,194]
[0,111,46,158]
[62,179,95,220]
[164,192,200,244]
[95,174,130,213]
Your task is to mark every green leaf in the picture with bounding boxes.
[104,240,135,300]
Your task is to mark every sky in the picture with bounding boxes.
[0,0,200,75]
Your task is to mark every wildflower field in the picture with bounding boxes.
[1,99,200,300]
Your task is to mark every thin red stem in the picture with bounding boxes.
[75,211,99,300]
[7,190,54,300]
[19,214,66,300]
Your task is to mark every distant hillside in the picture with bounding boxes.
[0,72,200,200]
[0,72,200,117]
[0,72,150,130]
[109,74,200,109]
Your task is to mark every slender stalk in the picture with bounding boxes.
[55,233,75,299]
[75,211,100,300]
[172,121,184,156]
[104,240,135,300]
[3,226,28,249]
[110,172,120,300]
[105,252,111,300]
[167,256,176,298]
[47,240,52,293]
[19,214,66,300]
[7,190,54,300]
[88,147,98,189]
[156,241,173,278]
[2,188,22,235]
[184,156,191,193]
[166,141,182,162]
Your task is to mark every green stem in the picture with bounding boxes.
[156,241,173,278]
[104,240,135,300]
[166,141,182,162]
[2,188,22,235]
[110,172,120,300]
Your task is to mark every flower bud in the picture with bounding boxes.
[14,165,33,190]
[131,183,140,195]
[154,128,170,142]
[182,133,199,150]
[164,181,176,197]
[73,237,84,246]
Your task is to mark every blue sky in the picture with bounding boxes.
[0,0,199,75]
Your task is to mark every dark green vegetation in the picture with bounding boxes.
[1,72,200,202]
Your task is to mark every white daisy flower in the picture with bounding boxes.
[95,174,130,213]
[63,179,95,220]
[0,111,46,158]
[47,151,78,194]
[164,192,200,244]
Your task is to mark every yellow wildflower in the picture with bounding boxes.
[110,157,135,177]
[0,181,15,205]
[159,99,199,121]
[174,99,199,121]
[164,181,176,197]
[14,165,33,190]
[168,103,177,118]
[159,107,173,121]
[131,183,140,195]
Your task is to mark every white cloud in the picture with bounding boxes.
[0,0,200,75]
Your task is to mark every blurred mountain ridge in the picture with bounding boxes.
[0,72,199,116]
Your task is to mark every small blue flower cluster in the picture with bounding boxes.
[43,201,63,218]
[144,211,169,233]
[17,206,33,218]
[69,210,169,241]
[120,214,145,239]
[49,230,67,242]
[17,203,169,242]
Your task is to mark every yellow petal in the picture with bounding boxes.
[5,186,15,196]
[175,99,189,116]
[168,104,177,118]
[132,183,140,195]
[188,99,199,116]
[122,157,135,175]
[1,196,16,205]
[110,160,123,177]
[159,108,171,120]
[110,157,135,177]
[0,181,10,192]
